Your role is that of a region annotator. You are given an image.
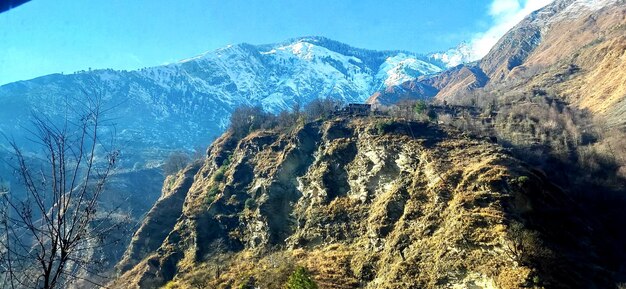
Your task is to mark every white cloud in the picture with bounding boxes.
[468,0,554,61]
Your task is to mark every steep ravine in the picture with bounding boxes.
[113,117,607,289]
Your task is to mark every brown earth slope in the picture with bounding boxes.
[369,0,626,126]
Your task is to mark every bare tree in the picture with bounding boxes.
[0,92,120,289]
[229,105,272,138]
[303,98,343,122]
[162,151,191,176]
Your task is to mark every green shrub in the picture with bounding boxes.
[214,165,227,182]
[208,186,219,196]
[244,198,256,209]
[207,186,219,204]
[206,194,216,205]
[284,267,317,289]
[213,154,233,182]
[223,154,233,167]
[413,100,427,115]
[513,176,530,186]
[375,120,393,135]
[166,176,176,190]
[163,280,179,289]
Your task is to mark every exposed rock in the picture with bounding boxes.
[116,163,201,273]
[112,117,590,289]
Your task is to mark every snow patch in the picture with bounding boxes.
[430,42,473,67]
[548,0,619,24]
[376,54,442,88]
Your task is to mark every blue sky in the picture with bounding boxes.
[0,0,552,85]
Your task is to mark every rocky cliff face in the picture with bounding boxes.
[112,116,606,289]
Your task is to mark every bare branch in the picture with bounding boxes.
[0,86,120,289]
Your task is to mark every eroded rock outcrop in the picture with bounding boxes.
[113,117,591,289]
[116,163,201,274]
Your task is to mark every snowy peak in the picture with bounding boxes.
[275,41,339,60]
[569,0,620,10]
[0,36,450,160]
[520,0,622,28]
[137,37,446,112]
[261,39,363,70]
[429,42,474,68]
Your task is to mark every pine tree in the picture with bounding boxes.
[284,267,318,289]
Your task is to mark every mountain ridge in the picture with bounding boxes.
[0,35,461,156]
[368,0,626,129]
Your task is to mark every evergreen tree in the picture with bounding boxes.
[284,267,318,289]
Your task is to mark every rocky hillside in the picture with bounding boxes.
[111,116,610,289]
[369,0,626,126]
[480,0,626,124]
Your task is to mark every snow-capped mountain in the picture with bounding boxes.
[165,36,444,111]
[540,0,621,25]
[0,36,446,166]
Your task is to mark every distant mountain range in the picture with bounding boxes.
[1,0,622,241]
[0,36,460,167]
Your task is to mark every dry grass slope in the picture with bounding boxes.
[111,116,576,289]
